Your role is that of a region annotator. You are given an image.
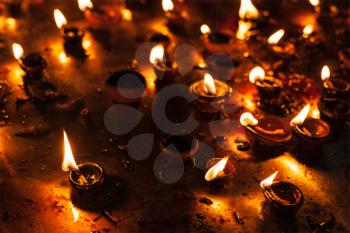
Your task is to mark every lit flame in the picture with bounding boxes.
[268,29,285,45]
[78,0,93,11]
[249,66,265,83]
[82,39,91,50]
[121,8,132,21]
[303,24,314,37]
[62,130,79,172]
[290,104,310,126]
[203,73,216,95]
[58,52,69,64]
[239,0,259,19]
[12,43,23,60]
[54,9,67,29]
[162,0,174,12]
[205,156,229,181]
[321,65,330,81]
[240,112,258,126]
[260,171,278,189]
[236,20,252,40]
[200,24,211,34]
[149,45,164,64]
[311,107,320,119]
[309,0,319,7]
[70,202,79,222]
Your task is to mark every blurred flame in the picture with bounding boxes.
[58,52,69,64]
[321,65,330,81]
[0,17,16,30]
[205,156,229,181]
[249,66,265,83]
[121,8,132,21]
[309,0,319,7]
[82,39,91,50]
[240,112,258,126]
[260,171,278,189]
[70,202,79,222]
[150,45,164,64]
[290,104,310,126]
[54,9,67,29]
[62,130,79,172]
[200,24,211,34]
[162,0,174,12]
[268,29,285,45]
[198,58,207,68]
[203,73,216,95]
[239,0,259,19]
[78,0,93,11]
[311,107,320,119]
[303,24,313,37]
[236,20,252,40]
[12,43,23,60]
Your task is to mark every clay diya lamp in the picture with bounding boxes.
[190,73,232,113]
[54,9,86,57]
[149,44,176,85]
[318,98,350,132]
[162,0,187,34]
[12,43,47,78]
[320,65,350,99]
[240,112,293,147]
[205,156,235,187]
[267,29,295,57]
[160,134,199,162]
[105,69,146,104]
[260,172,303,215]
[200,24,235,54]
[249,66,283,99]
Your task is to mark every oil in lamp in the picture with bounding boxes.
[12,43,47,78]
[62,130,104,193]
[162,0,187,34]
[267,29,295,56]
[105,69,146,104]
[160,135,199,162]
[205,156,235,186]
[318,98,350,131]
[249,66,283,99]
[200,24,235,54]
[149,44,175,85]
[260,172,303,214]
[54,9,86,57]
[240,112,293,147]
[189,73,232,113]
[320,65,350,100]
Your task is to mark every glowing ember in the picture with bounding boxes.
[200,24,211,34]
[203,73,216,95]
[236,20,252,40]
[303,24,314,37]
[149,45,165,64]
[70,202,79,222]
[321,65,330,81]
[290,104,310,126]
[12,43,23,60]
[162,0,174,12]
[240,112,258,126]
[239,0,259,19]
[309,0,319,7]
[53,9,67,29]
[121,8,132,21]
[205,156,229,181]
[249,66,265,83]
[78,0,93,11]
[62,130,79,172]
[268,29,285,45]
[260,171,278,189]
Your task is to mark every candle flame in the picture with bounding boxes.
[249,66,265,83]
[240,112,258,126]
[200,24,211,34]
[62,130,79,172]
[78,0,93,11]
[268,29,285,45]
[321,65,330,81]
[290,104,310,126]
[149,45,164,64]
[203,73,216,95]
[309,0,319,7]
[70,202,79,222]
[12,43,23,60]
[239,0,259,19]
[311,107,320,119]
[303,24,314,37]
[82,39,91,50]
[162,0,174,12]
[260,171,278,189]
[205,156,229,181]
[121,8,133,21]
[54,9,67,29]
[236,20,252,40]
[58,52,69,64]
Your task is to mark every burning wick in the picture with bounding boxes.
[205,156,235,183]
[162,0,187,33]
[249,66,283,98]
[303,24,314,38]
[260,171,278,189]
[200,24,235,53]
[321,65,350,99]
[203,73,216,95]
[239,0,259,20]
[240,112,258,126]
[268,29,285,45]
[205,156,229,181]
[267,29,294,56]
[290,104,310,127]
[149,44,175,85]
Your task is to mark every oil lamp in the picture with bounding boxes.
[149,44,175,85]
[105,69,146,104]
[162,0,187,34]
[240,112,292,147]
[160,135,199,162]
[62,130,104,192]
[267,29,295,56]
[54,9,86,57]
[237,0,267,36]
[12,43,47,78]
[318,98,350,131]
[189,73,232,113]
[321,65,350,100]
[260,172,303,214]
[200,24,235,54]
[249,66,283,98]
[205,156,235,185]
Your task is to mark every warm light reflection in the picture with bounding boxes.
[236,20,252,40]
[290,104,310,126]
[303,24,314,37]
[205,156,229,181]
[0,17,16,30]
[82,39,92,50]
[162,0,174,12]
[311,107,320,119]
[198,58,207,68]
[321,65,330,81]
[267,29,285,45]
[239,0,259,19]
[54,9,67,29]
[121,7,133,21]
[200,24,211,34]
[70,202,79,222]
[62,130,79,172]
[309,0,319,7]
[240,112,258,126]
[249,66,265,83]
[243,96,255,111]
[260,171,278,189]
[78,0,93,11]
[12,43,23,60]
[149,45,164,64]
[58,52,69,64]
[203,73,216,95]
